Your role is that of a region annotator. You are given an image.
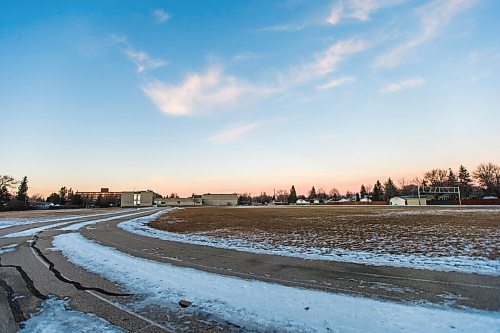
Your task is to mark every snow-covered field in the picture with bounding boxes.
[120,212,500,275]
[52,233,500,333]
[20,297,124,333]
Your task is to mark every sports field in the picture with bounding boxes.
[150,206,500,260]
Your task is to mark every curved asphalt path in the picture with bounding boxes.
[1,208,499,332]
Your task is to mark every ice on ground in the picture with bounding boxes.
[52,233,500,333]
[0,209,137,230]
[118,217,500,276]
[0,243,17,254]
[59,209,162,231]
[2,209,157,238]
[20,297,125,333]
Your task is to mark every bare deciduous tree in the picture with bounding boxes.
[473,162,500,195]
[423,169,448,186]
[328,188,340,198]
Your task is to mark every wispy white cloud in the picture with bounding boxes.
[206,117,296,144]
[317,76,356,90]
[326,3,344,25]
[142,66,247,116]
[258,24,305,32]
[289,38,367,84]
[124,48,166,73]
[326,0,405,25]
[374,0,476,68]
[467,50,500,65]
[143,38,367,117]
[233,51,261,62]
[379,77,425,93]
[206,122,263,144]
[108,34,166,73]
[152,9,171,24]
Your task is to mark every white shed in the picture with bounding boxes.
[390,196,427,206]
[389,197,406,206]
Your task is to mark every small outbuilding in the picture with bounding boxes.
[390,196,427,206]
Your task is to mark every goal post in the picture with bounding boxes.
[417,186,462,207]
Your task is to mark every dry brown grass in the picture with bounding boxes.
[150,206,500,258]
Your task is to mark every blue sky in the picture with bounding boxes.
[1,0,499,197]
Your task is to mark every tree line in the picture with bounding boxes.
[2,162,499,210]
[0,176,118,211]
[238,162,500,205]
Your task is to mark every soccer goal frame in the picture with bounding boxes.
[417,186,462,207]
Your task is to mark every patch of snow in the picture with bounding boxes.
[52,233,500,333]
[0,209,137,230]
[59,210,164,231]
[0,243,17,254]
[377,207,500,216]
[2,210,157,238]
[20,297,125,332]
[118,217,500,276]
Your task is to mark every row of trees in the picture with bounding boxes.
[0,175,119,210]
[45,186,120,208]
[0,175,30,210]
[238,162,500,205]
[354,163,499,201]
[2,162,499,210]
[238,185,341,205]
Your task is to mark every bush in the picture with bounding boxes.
[6,199,28,211]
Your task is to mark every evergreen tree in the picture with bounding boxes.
[355,193,360,202]
[47,193,61,204]
[447,168,457,187]
[372,180,384,201]
[0,186,11,208]
[308,186,316,199]
[288,185,297,204]
[70,193,83,206]
[58,186,68,205]
[0,175,16,209]
[458,165,472,197]
[383,178,399,200]
[360,184,367,198]
[16,176,29,203]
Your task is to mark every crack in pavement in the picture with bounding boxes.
[0,257,47,301]
[0,277,27,326]
[31,234,133,298]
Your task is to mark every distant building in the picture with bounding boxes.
[155,196,202,207]
[77,188,121,207]
[202,193,238,206]
[153,193,237,207]
[121,191,155,207]
[296,199,310,205]
[390,196,427,206]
